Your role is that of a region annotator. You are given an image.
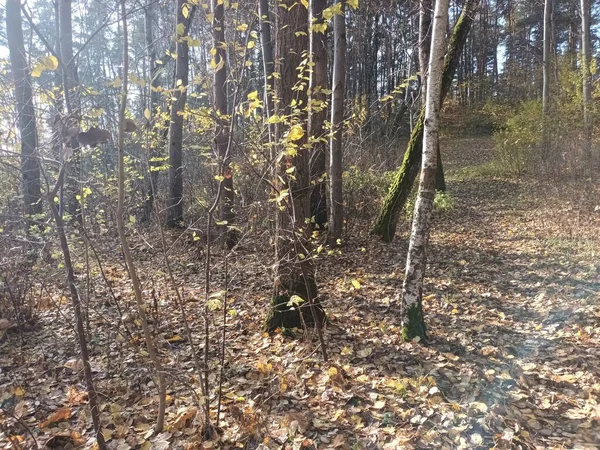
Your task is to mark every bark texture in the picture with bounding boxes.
[401,0,450,341]
[371,0,479,242]
[265,0,325,332]
[212,0,236,248]
[329,0,346,242]
[309,0,329,230]
[167,0,194,226]
[6,0,42,233]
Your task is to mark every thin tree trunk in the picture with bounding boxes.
[372,0,479,242]
[542,0,551,117]
[580,0,593,167]
[6,0,42,236]
[211,0,236,248]
[259,0,275,135]
[401,0,450,342]
[58,0,82,223]
[167,0,194,226]
[116,1,166,432]
[329,0,346,242]
[419,0,432,95]
[142,0,161,222]
[309,0,329,230]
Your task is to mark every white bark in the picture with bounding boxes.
[401,0,450,340]
[542,0,551,116]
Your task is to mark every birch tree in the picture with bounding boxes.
[542,0,551,117]
[401,0,450,341]
[371,0,480,242]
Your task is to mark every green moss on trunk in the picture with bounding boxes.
[401,302,427,342]
[263,294,325,333]
[371,0,479,242]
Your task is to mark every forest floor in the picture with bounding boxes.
[1,137,600,450]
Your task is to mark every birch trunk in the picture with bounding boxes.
[401,0,450,342]
[371,0,479,242]
[329,0,346,242]
[542,0,551,117]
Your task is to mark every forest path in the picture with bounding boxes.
[317,138,600,449]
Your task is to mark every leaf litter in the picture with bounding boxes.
[0,139,599,449]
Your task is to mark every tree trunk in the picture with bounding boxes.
[58,0,82,223]
[142,0,161,222]
[419,0,446,192]
[116,1,166,432]
[419,0,432,94]
[265,0,325,333]
[580,0,593,167]
[167,0,194,227]
[329,0,346,243]
[401,0,450,342]
[371,0,479,242]
[309,0,329,230]
[6,0,42,236]
[259,0,275,134]
[211,0,236,248]
[542,0,551,117]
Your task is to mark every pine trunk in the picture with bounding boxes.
[6,0,42,235]
[329,0,346,242]
[309,0,329,230]
[167,0,194,226]
[265,0,325,332]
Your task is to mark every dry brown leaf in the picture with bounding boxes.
[40,407,72,428]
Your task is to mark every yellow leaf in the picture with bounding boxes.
[14,387,25,397]
[247,90,258,100]
[347,0,358,9]
[167,334,183,343]
[247,40,255,49]
[42,55,59,70]
[144,108,151,121]
[287,124,304,141]
[351,279,361,289]
[236,23,249,32]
